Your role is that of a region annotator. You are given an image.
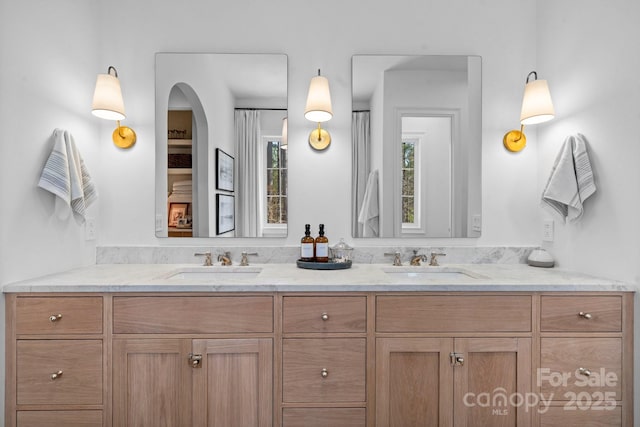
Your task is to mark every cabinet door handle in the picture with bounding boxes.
[578,312,592,320]
[51,370,63,380]
[450,352,465,366]
[188,353,202,368]
[578,367,591,377]
[321,313,329,321]
[321,368,329,378]
[49,314,63,322]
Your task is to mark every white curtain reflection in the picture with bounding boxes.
[352,111,371,237]
[235,109,263,237]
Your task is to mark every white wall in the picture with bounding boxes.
[6,0,636,302]
[90,0,539,251]
[0,1,101,285]
[536,0,640,284]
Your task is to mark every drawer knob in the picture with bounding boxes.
[49,314,63,322]
[321,313,329,321]
[578,312,593,320]
[51,370,63,380]
[578,367,592,377]
[321,368,329,378]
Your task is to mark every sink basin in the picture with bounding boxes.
[383,267,482,280]
[167,266,262,280]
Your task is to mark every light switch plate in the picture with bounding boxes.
[472,214,482,232]
[542,220,554,242]
[155,214,164,232]
[85,217,96,241]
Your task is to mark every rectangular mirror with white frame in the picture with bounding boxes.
[155,53,288,238]
[351,55,482,238]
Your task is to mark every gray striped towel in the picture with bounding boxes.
[38,129,97,222]
[541,133,596,222]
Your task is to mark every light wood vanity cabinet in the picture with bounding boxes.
[5,291,634,427]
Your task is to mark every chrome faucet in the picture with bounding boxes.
[429,252,446,266]
[240,251,258,266]
[384,251,403,266]
[194,251,213,266]
[218,251,232,266]
[410,250,428,266]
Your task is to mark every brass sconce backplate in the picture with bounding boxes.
[503,130,526,152]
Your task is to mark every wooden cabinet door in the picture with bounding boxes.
[113,339,193,427]
[376,338,454,427]
[453,338,532,427]
[192,339,272,427]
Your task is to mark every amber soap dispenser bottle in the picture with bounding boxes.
[300,224,315,261]
[314,224,329,262]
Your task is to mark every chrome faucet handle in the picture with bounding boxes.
[384,251,403,266]
[240,251,258,266]
[194,251,213,266]
[429,252,446,266]
[217,251,232,266]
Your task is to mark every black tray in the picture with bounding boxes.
[296,260,352,270]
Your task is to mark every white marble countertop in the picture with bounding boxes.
[2,263,634,293]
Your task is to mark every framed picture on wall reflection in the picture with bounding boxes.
[168,203,189,227]
[216,194,235,235]
[216,148,234,192]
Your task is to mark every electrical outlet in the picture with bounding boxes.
[472,214,482,232]
[85,217,96,241]
[542,220,554,242]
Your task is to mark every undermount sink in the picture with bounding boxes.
[383,267,482,280]
[167,266,262,280]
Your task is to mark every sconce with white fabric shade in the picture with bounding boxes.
[503,71,555,152]
[304,69,333,150]
[92,66,137,149]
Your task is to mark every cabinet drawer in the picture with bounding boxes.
[540,338,622,397]
[376,295,531,332]
[283,338,366,403]
[113,296,273,333]
[17,410,102,427]
[17,340,103,405]
[283,296,366,333]
[283,408,366,427]
[541,296,622,332]
[16,297,103,335]
[540,406,621,426]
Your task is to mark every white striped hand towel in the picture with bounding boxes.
[541,133,596,222]
[358,169,380,237]
[38,129,97,222]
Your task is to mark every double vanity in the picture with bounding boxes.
[4,261,634,427]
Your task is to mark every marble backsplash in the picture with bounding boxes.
[97,246,536,265]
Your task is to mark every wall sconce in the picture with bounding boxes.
[304,69,333,150]
[281,117,288,150]
[91,66,137,149]
[503,71,555,152]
